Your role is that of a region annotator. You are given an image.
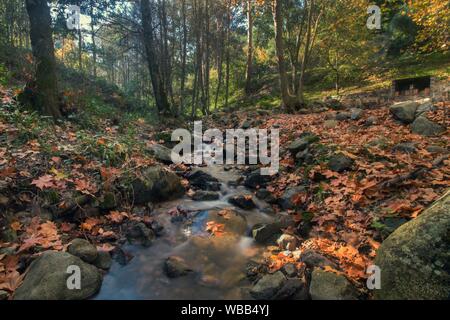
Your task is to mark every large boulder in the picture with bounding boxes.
[131,166,184,205]
[374,190,450,300]
[250,271,287,300]
[390,101,419,124]
[14,251,102,300]
[309,269,358,300]
[410,117,445,137]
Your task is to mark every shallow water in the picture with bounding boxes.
[95,166,273,300]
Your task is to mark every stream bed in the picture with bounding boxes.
[95,167,274,300]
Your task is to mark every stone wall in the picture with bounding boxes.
[340,77,449,108]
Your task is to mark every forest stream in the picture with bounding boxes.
[95,166,274,300]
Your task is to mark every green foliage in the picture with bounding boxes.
[0,63,11,86]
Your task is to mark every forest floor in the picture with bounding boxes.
[0,81,449,300]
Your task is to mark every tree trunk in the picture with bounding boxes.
[272,0,298,112]
[140,0,171,114]
[224,0,231,109]
[245,0,254,94]
[179,0,187,115]
[25,0,61,119]
[90,1,97,78]
[204,0,210,115]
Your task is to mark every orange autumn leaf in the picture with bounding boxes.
[107,211,129,224]
[205,221,226,237]
[81,218,102,231]
[10,222,22,232]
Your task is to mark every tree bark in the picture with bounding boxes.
[25,0,61,119]
[90,1,97,78]
[224,0,231,109]
[179,0,187,115]
[272,0,298,112]
[140,0,171,114]
[245,0,254,94]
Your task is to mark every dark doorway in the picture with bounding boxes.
[394,76,431,96]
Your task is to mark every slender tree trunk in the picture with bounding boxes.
[25,0,61,119]
[224,0,231,109]
[204,0,210,115]
[140,0,171,114]
[245,0,254,94]
[179,0,187,115]
[90,1,97,78]
[214,17,224,110]
[296,0,314,103]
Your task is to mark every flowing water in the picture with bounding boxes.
[95,167,274,300]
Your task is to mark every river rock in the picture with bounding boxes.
[309,269,358,300]
[187,170,221,191]
[256,189,277,204]
[336,112,351,121]
[288,133,320,154]
[0,194,8,206]
[252,214,295,244]
[350,108,364,120]
[228,195,256,210]
[68,238,98,263]
[131,166,184,205]
[147,144,173,164]
[328,153,354,172]
[415,100,434,117]
[390,101,419,124]
[374,190,450,300]
[279,186,306,210]
[191,190,220,201]
[93,251,112,270]
[300,250,338,269]
[324,120,338,129]
[411,116,445,136]
[14,251,102,300]
[126,221,155,247]
[244,169,272,189]
[364,116,378,126]
[99,192,118,210]
[273,278,306,300]
[277,234,299,251]
[426,145,448,154]
[250,271,287,300]
[324,98,344,110]
[392,142,417,154]
[0,290,8,300]
[281,264,298,278]
[164,256,193,278]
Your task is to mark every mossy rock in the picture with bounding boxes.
[129,166,185,205]
[374,190,450,300]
